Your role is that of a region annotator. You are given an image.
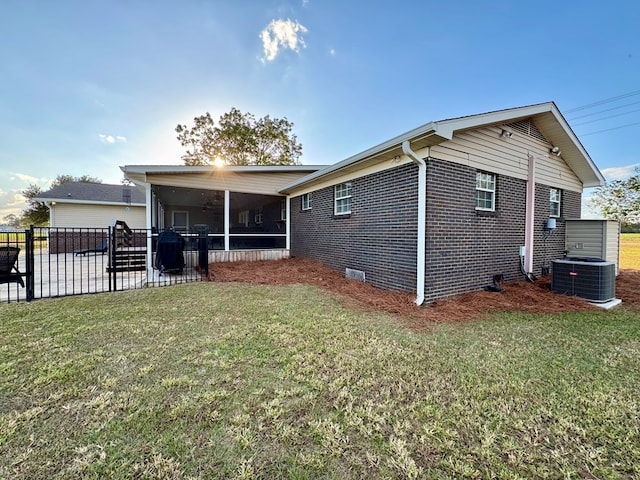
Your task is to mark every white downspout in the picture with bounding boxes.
[524,154,535,274]
[402,140,426,306]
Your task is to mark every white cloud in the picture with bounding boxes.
[99,133,127,144]
[329,48,336,56]
[302,0,309,6]
[260,19,308,62]
[600,163,640,181]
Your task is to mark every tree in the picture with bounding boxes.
[1,214,20,228]
[21,184,49,226]
[21,175,103,227]
[175,108,302,166]
[591,170,640,225]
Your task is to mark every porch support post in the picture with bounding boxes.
[144,183,153,273]
[224,190,230,251]
[285,196,291,250]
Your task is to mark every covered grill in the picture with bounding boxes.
[154,230,185,275]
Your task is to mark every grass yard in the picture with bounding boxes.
[2,283,640,479]
[620,233,640,270]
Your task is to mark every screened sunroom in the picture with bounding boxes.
[121,164,323,268]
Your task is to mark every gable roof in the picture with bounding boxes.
[35,182,146,206]
[279,102,605,194]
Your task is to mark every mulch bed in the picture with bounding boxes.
[207,258,640,327]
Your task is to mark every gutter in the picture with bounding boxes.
[402,140,427,306]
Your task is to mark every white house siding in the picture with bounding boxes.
[52,203,146,228]
[428,126,583,192]
[147,171,314,196]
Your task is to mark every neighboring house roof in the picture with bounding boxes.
[279,102,605,194]
[35,182,146,206]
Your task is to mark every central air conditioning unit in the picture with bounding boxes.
[551,258,616,303]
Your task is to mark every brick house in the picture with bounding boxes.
[124,102,605,304]
[279,102,604,304]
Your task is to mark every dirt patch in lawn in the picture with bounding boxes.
[207,258,640,327]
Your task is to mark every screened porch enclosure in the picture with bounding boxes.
[151,185,287,251]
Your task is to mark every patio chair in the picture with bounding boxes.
[74,238,109,256]
[0,246,25,288]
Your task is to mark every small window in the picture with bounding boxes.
[334,182,352,215]
[301,193,312,211]
[172,210,189,232]
[475,172,495,211]
[254,210,263,225]
[550,188,561,217]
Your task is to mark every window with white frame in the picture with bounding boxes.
[281,199,287,220]
[301,193,312,210]
[475,172,496,211]
[550,188,561,217]
[334,182,352,215]
[254,209,263,225]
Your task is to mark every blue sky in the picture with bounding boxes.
[1,0,639,220]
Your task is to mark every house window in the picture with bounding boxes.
[254,210,263,225]
[302,193,312,210]
[281,199,287,220]
[334,182,352,215]
[238,210,249,227]
[475,172,496,211]
[550,188,561,217]
[172,210,189,232]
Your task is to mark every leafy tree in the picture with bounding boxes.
[21,184,49,226]
[176,108,302,166]
[21,175,103,227]
[2,214,21,228]
[51,174,101,186]
[591,170,640,225]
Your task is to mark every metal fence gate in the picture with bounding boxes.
[1,223,205,304]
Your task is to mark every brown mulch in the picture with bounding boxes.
[206,258,640,328]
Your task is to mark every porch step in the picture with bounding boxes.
[107,249,147,272]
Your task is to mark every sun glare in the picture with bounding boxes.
[213,157,225,168]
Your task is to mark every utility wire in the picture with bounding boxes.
[572,107,640,126]
[579,120,640,136]
[565,89,640,113]
[567,99,640,121]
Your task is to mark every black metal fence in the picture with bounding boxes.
[1,224,206,304]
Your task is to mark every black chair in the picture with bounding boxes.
[0,246,25,288]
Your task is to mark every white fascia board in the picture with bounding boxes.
[35,198,145,207]
[120,164,326,175]
[279,122,439,193]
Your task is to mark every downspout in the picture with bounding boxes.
[402,140,426,306]
[524,154,536,277]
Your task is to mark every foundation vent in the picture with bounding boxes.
[345,268,366,282]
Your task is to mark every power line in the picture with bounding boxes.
[579,120,640,136]
[565,89,640,113]
[572,107,640,127]
[567,99,640,121]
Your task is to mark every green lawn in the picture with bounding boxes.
[620,233,640,270]
[1,283,640,479]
